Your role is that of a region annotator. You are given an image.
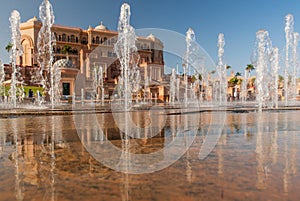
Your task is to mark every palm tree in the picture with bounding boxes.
[5,42,13,53]
[210,70,216,74]
[245,64,255,73]
[235,72,242,77]
[62,45,72,60]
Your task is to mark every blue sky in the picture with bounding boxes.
[0,0,300,73]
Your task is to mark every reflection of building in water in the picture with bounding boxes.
[282,113,298,195]
[186,150,193,183]
[252,112,300,194]
[271,113,278,165]
[3,117,73,200]
[255,113,266,190]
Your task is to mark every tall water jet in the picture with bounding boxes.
[52,61,61,105]
[93,66,104,101]
[271,47,280,108]
[114,3,139,111]
[0,61,5,102]
[284,14,294,106]
[37,0,57,109]
[170,68,177,103]
[217,33,227,105]
[241,70,249,103]
[253,30,272,112]
[9,10,23,108]
[183,28,196,106]
[291,32,299,104]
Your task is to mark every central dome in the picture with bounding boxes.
[95,21,108,30]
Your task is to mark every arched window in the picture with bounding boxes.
[54,32,58,41]
[103,37,107,45]
[67,36,70,42]
[76,37,79,43]
[82,37,87,44]
[96,36,100,44]
[59,35,62,41]
[62,34,66,42]
[70,35,75,43]
[92,37,95,43]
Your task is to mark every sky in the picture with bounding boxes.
[0,0,300,74]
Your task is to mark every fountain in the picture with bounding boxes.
[241,70,249,103]
[170,68,177,103]
[252,30,272,112]
[93,66,104,102]
[183,28,197,106]
[283,14,299,106]
[143,76,149,103]
[4,2,300,201]
[37,0,58,109]
[114,3,139,111]
[9,10,24,108]
[216,33,227,105]
[291,32,299,104]
[0,61,5,102]
[271,47,279,108]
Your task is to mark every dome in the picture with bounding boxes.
[27,16,39,23]
[147,33,156,40]
[95,21,108,31]
[147,33,163,45]
[54,59,74,69]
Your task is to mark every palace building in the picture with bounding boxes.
[18,16,166,100]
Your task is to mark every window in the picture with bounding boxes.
[76,37,79,43]
[67,36,70,42]
[70,35,75,43]
[82,37,87,44]
[62,83,70,95]
[108,51,117,58]
[96,36,100,44]
[59,35,61,41]
[62,34,66,42]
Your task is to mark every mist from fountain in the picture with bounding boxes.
[37,0,57,109]
[9,10,24,108]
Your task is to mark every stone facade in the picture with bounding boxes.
[18,17,165,100]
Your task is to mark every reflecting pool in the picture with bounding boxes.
[0,110,300,200]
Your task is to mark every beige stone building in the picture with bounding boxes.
[18,17,165,100]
